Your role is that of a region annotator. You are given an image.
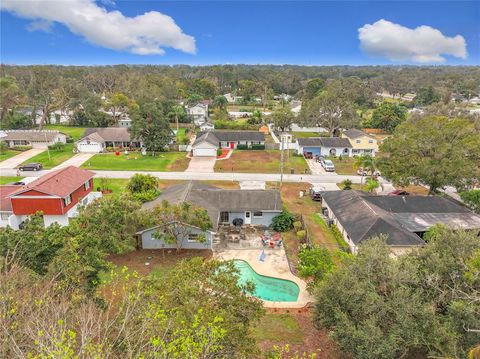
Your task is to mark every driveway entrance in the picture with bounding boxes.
[185,156,216,173]
[0,148,45,169]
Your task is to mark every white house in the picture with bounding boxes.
[199,122,215,132]
[76,128,142,153]
[2,130,67,149]
[192,131,265,157]
[187,103,209,125]
[296,137,352,157]
[118,115,132,128]
[223,93,243,104]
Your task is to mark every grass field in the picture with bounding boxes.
[0,176,24,185]
[44,125,86,140]
[292,131,325,139]
[0,149,20,162]
[330,157,357,175]
[215,150,309,174]
[20,143,76,169]
[82,152,190,171]
[252,313,304,343]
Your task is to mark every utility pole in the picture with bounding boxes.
[44,131,51,162]
[280,135,284,188]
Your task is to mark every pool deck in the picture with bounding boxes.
[214,248,314,308]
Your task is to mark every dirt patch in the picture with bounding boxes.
[167,155,191,171]
[396,185,429,195]
[201,180,240,189]
[256,309,350,359]
[107,249,212,276]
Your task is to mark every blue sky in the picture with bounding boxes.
[1,1,479,65]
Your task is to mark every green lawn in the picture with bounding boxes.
[0,149,20,162]
[21,143,76,169]
[44,125,87,140]
[93,178,129,194]
[252,313,304,343]
[215,150,309,174]
[0,176,24,185]
[330,157,357,175]
[82,152,190,171]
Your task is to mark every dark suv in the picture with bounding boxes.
[18,163,43,171]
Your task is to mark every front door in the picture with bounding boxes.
[244,211,251,225]
[230,142,235,149]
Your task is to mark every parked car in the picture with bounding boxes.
[18,163,43,171]
[315,155,324,163]
[303,152,313,159]
[321,159,335,172]
[310,187,323,201]
[11,181,25,185]
[357,167,381,177]
[388,189,410,196]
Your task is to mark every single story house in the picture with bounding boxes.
[75,128,142,153]
[117,115,132,128]
[1,130,67,149]
[192,131,265,157]
[341,129,379,156]
[296,137,352,157]
[321,190,480,256]
[139,182,283,249]
[0,166,101,229]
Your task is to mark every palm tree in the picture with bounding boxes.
[354,154,376,184]
[170,105,185,131]
[365,178,380,193]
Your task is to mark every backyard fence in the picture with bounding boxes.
[299,214,313,248]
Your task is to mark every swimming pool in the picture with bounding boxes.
[233,260,300,302]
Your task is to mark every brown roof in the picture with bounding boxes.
[79,127,134,143]
[0,185,21,212]
[12,166,95,197]
[3,130,63,142]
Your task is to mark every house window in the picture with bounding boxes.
[368,139,374,143]
[13,140,28,146]
[253,211,263,217]
[64,194,72,206]
[84,180,90,190]
[355,139,361,144]
[220,211,229,223]
[352,149,360,154]
[188,233,199,242]
[1,213,10,220]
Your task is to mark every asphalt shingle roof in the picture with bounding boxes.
[197,130,265,142]
[79,128,135,143]
[3,130,63,142]
[143,181,282,228]
[321,191,480,247]
[343,129,370,139]
[297,137,352,148]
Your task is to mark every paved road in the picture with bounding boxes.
[0,148,45,169]
[0,167,384,185]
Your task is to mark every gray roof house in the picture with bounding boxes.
[192,131,265,157]
[2,130,67,149]
[76,128,142,153]
[321,190,480,256]
[296,137,352,157]
[139,181,282,249]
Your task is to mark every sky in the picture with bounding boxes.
[1,0,479,66]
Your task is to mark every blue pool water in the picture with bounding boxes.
[233,260,300,302]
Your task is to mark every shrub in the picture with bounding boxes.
[127,173,159,194]
[48,142,66,151]
[331,224,350,252]
[131,189,160,203]
[271,210,296,232]
[293,221,302,231]
[341,179,352,190]
[11,145,32,151]
[236,144,248,150]
[0,141,8,153]
[298,246,334,291]
[251,144,265,150]
[216,148,223,156]
[460,190,480,214]
[66,136,74,143]
[296,230,306,241]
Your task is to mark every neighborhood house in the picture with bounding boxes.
[139,182,283,249]
[296,137,352,157]
[341,129,379,156]
[0,166,102,229]
[321,190,480,256]
[76,127,143,153]
[2,130,67,148]
[187,103,209,125]
[192,131,265,157]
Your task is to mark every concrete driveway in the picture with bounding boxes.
[185,156,216,173]
[52,153,94,170]
[306,158,330,175]
[0,148,45,169]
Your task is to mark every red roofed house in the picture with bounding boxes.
[0,166,101,229]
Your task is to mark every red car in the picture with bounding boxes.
[388,189,410,196]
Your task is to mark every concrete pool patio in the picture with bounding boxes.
[215,248,314,308]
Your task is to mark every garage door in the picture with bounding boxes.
[77,143,102,153]
[193,147,217,157]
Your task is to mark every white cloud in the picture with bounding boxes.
[27,19,53,33]
[358,19,467,63]
[1,0,196,55]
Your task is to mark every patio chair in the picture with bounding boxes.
[276,239,283,248]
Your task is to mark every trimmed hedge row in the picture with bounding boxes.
[236,144,266,150]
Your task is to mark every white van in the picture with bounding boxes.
[322,159,335,172]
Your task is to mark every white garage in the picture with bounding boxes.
[76,139,103,153]
[191,132,219,157]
